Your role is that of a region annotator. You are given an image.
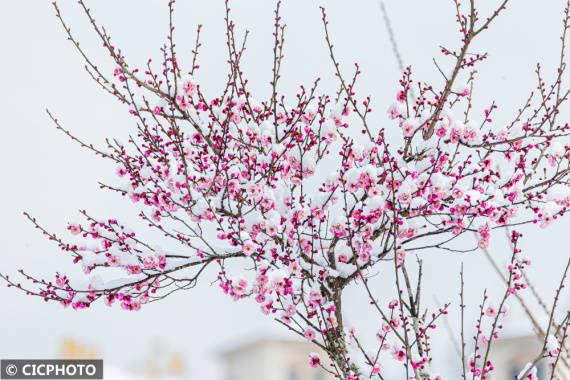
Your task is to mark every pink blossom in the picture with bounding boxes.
[371,362,382,374]
[449,125,463,143]
[285,304,296,317]
[391,346,406,361]
[387,103,401,120]
[304,328,316,341]
[68,224,82,235]
[501,303,510,317]
[107,255,120,267]
[233,278,248,295]
[242,241,256,256]
[436,125,448,138]
[358,250,371,263]
[55,277,66,288]
[396,249,405,265]
[485,305,498,318]
[183,78,197,96]
[308,353,320,368]
[401,119,417,138]
[289,261,301,276]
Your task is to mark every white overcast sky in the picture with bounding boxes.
[0,1,568,379]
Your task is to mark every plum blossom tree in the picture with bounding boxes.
[3,0,570,378]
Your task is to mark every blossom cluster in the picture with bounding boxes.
[3,0,570,378]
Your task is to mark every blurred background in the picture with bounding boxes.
[0,0,568,379]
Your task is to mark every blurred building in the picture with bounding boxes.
[491,335,569,379]
[221,338,333,380]
[132,340,189,380]
[60,338,98,359]
[59,338,190,380]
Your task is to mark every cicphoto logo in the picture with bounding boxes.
[1,360,103,379]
